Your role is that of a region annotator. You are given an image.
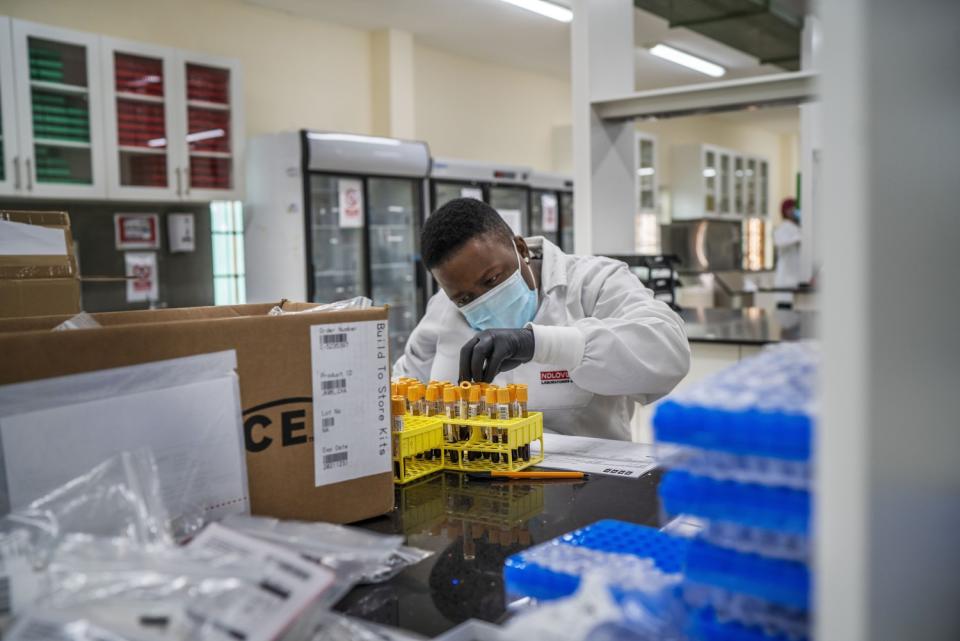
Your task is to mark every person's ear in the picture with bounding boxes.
[515,236,530,261]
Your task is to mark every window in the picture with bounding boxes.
[210,200,245,305]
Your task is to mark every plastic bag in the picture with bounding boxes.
[268,297,373,316]
[0,450,173,564]
[220,514,432,586]
[52,312,102,331]
[503,569,687,641]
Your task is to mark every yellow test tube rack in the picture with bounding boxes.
[390,379,544,484]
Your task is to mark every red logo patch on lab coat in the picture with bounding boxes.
[540,370,571,384]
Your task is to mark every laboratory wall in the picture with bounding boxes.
[0,199,214,312]
[2,0,375,138]
[2,0,575,172]
[412,42,572,170]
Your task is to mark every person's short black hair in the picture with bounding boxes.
[421,198,514,269]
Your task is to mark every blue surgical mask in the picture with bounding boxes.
[459,245,538,331]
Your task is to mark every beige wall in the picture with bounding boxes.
[3,0,374,138]
[3,0,574,171]
[413,42,571,170]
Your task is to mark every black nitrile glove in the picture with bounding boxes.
[459,328,536,383]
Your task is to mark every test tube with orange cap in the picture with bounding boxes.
[496,387,511,421]
[390,396,405,478]
[407,384,424,416]
[515,384,528,418]
[424,385,440,417]
[507,385,518,419]
[477,383,489,415]
[457,383,472,441]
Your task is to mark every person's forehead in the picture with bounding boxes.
[435,235,512,287]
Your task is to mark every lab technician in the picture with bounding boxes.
[394,198,690,440]
[773,198,802,309]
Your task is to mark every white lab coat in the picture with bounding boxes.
[774,220,802,304]
[394,237,691,440]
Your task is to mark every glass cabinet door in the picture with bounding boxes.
[368,177,423,360]
[12,20,106,198]
[719,152,731,215]
[529,189,560,246]
[759,160,769,217]
[101,38,178,200]
[745,158,758,216]
[637,136,656,213]
[0,18,18,195]
[489,186,528,235]
[180,54,239,200]
[734,156,745,215]
[432,180,483,211]
[308,174,367,305]
[560,191,574,253]
[703,149,717,214]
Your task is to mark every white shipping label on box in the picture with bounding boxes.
[498,209,523,235]
[338,178,365,228]
[540,193,559,233]
[0,351,249,520]
[460,187,483,201]
[125,251,158,303]
[188,524,336,641]
[311,320,391,487]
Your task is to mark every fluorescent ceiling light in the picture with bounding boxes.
[649,44,725,78]
[637,167,655,177]
[497,0,573,23]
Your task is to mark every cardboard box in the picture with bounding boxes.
[0,210,81,319]
[0,302,395,523]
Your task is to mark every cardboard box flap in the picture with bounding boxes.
[0,210,77,280]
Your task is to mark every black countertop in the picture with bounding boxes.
[339,470,663,638]
[680,307,816,345]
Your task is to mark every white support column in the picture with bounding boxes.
[371,29,415,140]
[817,1,960,640]
[798,16,821,283]
[571,0,636,255]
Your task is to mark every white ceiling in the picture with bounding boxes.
[245,0,782,89]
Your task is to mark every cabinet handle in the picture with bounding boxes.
[175,167,182,196]
[13,156,20,190]
[184,169,190,196]
[25,158,33,191]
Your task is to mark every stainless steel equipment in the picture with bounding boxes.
[660,219,743,274]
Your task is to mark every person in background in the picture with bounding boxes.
[774,198,802,310]
[394,198,690,441]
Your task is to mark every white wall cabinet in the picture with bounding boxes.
[10,19,107,199]
[635,131,658,214]
[1,17,243,202]
[0,17,20,196]
[175,51,243,202]
[672,144,769,221]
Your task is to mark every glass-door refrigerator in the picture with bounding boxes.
[529,171,573,251]
[303,132,431,359]
[429,157,532,236]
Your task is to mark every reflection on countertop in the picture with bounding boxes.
[680,306,816,345]
[338,470,663,637]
